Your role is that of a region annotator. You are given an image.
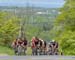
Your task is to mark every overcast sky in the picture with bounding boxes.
[0,0,65,8]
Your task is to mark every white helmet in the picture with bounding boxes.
[52,39,55,42]
[41,39,43,42]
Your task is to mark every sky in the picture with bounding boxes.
[0,0,65,8]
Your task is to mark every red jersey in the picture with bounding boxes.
[31,38,37,48]
[31,37,39,48]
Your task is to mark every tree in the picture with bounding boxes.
[0,11,20,47]
[52,0,75,55]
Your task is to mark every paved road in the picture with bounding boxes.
[0,56,75,60]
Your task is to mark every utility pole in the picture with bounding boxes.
[18,0,29,39]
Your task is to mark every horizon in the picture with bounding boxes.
[0,0,65,8]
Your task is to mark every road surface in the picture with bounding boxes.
[0,56,75,60]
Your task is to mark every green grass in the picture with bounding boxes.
[0,46,32,55]
[0,46,14,55]
[26,47,32,55]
